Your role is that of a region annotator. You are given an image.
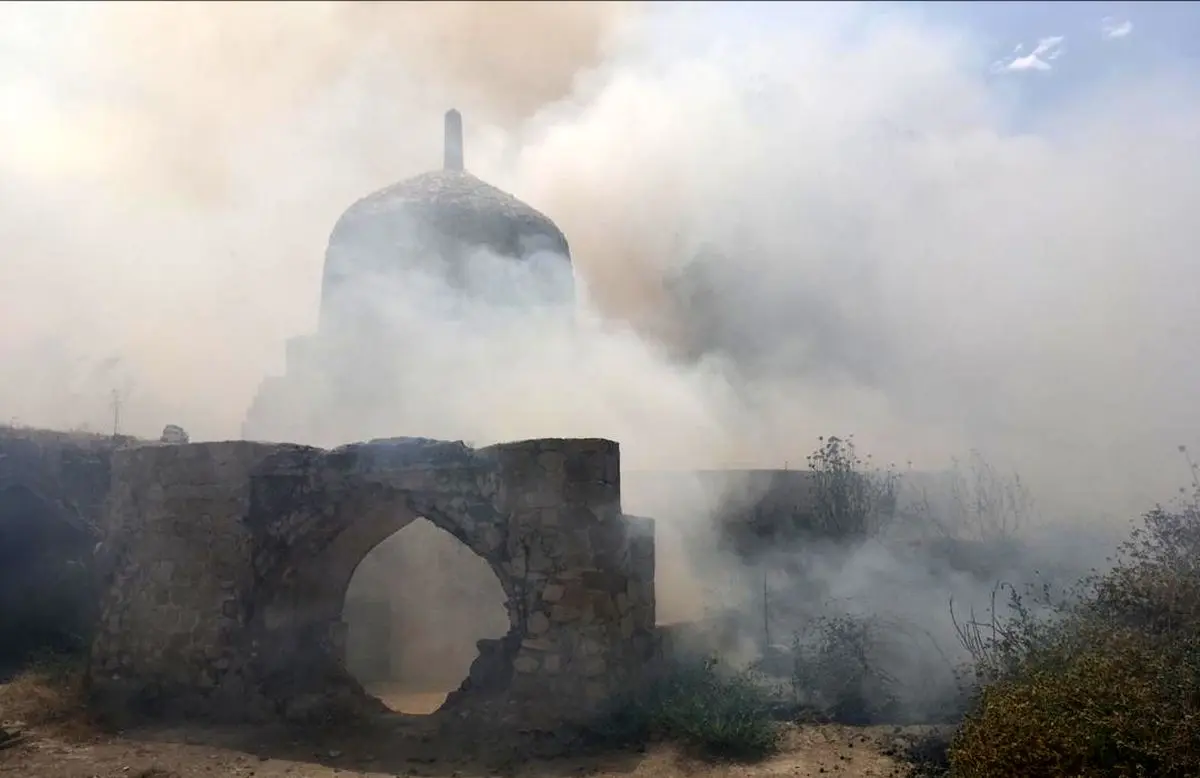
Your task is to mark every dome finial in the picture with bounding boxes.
[444,109,464,172]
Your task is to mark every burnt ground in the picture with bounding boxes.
[0,679,922,778]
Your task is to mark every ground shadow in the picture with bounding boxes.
[119,713,650,778]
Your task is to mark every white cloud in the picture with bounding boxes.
[993,35,1065,73]
[1102,17,1134,40]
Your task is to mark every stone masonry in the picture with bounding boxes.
[87,436,656,725]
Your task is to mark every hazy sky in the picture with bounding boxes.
[1,1,1198,516]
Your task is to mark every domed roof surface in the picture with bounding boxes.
[319,109,571,317]
[333,169,569,257]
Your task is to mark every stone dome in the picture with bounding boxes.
[319,109,572,320]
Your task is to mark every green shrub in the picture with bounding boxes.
[890,728,953,778]
[949,455,1200,777]
[952,625,1200,777]
[788,614,900,725]
[805,435,900,541]
[598,655,782,760]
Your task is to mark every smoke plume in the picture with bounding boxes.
[3,0,1199,709]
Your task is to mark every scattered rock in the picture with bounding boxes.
[0,726,27,750]
[158,425,189,444]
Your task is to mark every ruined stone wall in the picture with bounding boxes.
[90,443,268,716]
[87,436,656,725]
[487,440,655,705]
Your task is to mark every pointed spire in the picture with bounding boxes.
[444,109,464,172]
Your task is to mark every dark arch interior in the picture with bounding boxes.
[0,485,94,675]
[342,516,510,714]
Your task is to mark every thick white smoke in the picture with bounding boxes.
[2,1,1198,706]
[3,2,1196,513]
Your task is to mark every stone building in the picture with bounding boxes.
[241,111,579,704]
[71,434,655,725]
[243,109,574,447]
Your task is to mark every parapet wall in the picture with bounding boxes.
[87,436,656,725]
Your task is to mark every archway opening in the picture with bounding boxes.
[342,516,510,714]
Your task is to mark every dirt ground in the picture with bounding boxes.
[368,682,451,715]
[0,720,921,778]
[0,678,919,778]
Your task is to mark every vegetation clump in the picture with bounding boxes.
[787,614,901,725]
[0,652,90,735]
[802,434,901,541]
[948,450,1200,777]
[597,655,783,760]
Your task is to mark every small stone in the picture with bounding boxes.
[528,611,550,635]
[513,655,539,673]
[159,424,190,444]
[550,604,582,622]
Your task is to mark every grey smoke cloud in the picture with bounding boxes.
[1,1,1198,522]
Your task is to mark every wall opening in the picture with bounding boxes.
[342,516,510,715]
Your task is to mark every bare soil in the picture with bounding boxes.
[0,722,921,778]
[0,676,919,778]
[368,682,451,715]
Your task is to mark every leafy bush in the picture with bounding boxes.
[597,655,782,760]
[948,451,1200,777]
[0,652,89,730]
[787,614,900,725]
[889,728,953,778]
[805,435,900,541]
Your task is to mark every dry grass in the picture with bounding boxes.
[0,422,129,445]
[947,470,1200,777]
[0,658,95,739]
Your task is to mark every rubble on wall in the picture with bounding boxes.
[158,425,189,444]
